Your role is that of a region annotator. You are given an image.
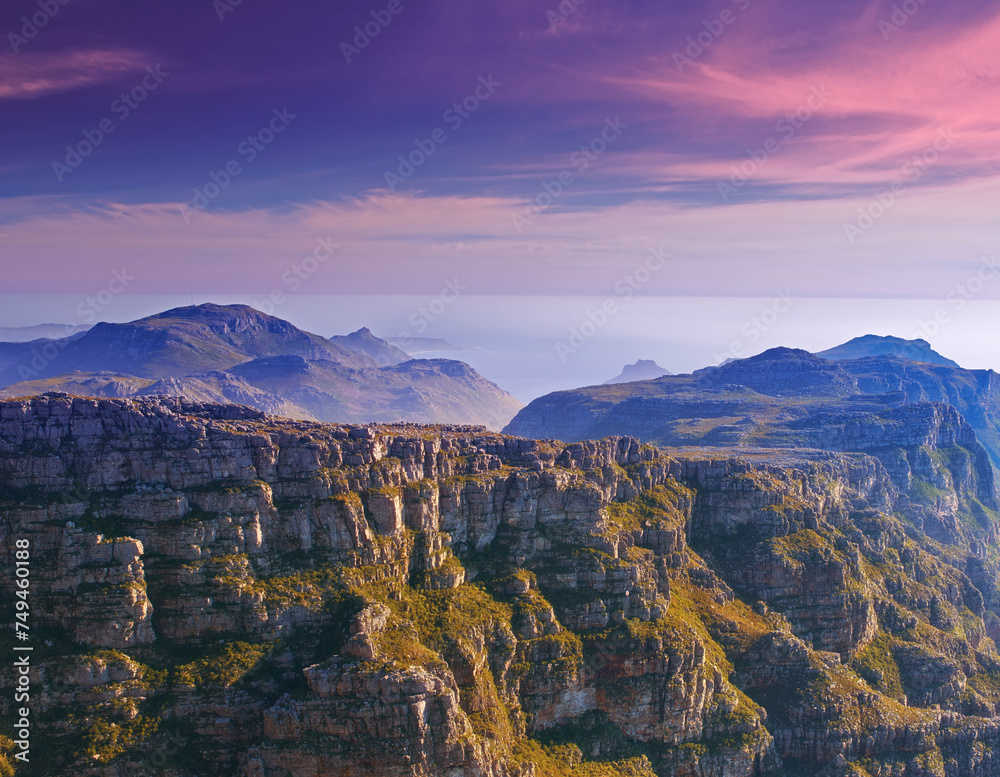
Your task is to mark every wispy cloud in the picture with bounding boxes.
[1,180,998,299]
[546,4,1000,195]
[0,50,149,101]
[2,0,999,306]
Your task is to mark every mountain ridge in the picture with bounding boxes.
[817,334,961,367]
[0,304,522,428]
[0,303,373,385]
[506,343,1000,474]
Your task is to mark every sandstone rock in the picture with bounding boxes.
[2,396,1000,776]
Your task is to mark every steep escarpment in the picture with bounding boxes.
[839,356,1000,472]
[2,396,1000,776]
[508,367,998,555]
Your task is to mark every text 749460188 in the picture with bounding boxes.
[11,537,32,765]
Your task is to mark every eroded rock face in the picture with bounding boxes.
[2,395,1000,777]
[505,348,1000,510]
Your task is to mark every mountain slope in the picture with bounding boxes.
[0,370,155,398]
[229,355,522,427]
[0,304,524,428]
[817,334,961,367]
[328,326,410,366]
[695,346,859,396]
[506,346,1000,474]
[0,331,88,381]
[0,304,372,387]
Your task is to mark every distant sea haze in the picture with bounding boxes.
[1,294,999,403]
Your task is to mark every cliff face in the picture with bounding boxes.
[839,357,1000,472]
[2,396,1000,777]
[505,350,1000,550]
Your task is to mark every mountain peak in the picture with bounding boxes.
[154,303,270,320]
[0,303,376,387]
[329,327,409,366]
[605,359,672,384]
[816,335,960,368]
[0,303,523,428]
[146,303,293,332]
[696,346,857,397]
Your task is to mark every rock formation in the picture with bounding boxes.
[2,395,1000,775]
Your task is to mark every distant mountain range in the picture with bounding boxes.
[605,359,672,384]
[385,336,468,354]
[0,323,92,342]
[0,304,522,428]
[505,336,1000,473]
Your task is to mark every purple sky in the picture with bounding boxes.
[2,0,1000,303]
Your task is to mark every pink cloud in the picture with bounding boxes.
[519,4,1000,192]
[0,50,149,101]
[1,180,998,300]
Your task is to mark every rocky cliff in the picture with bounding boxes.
[2,395,1000,776]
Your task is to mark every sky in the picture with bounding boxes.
[2,0,1000,394]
